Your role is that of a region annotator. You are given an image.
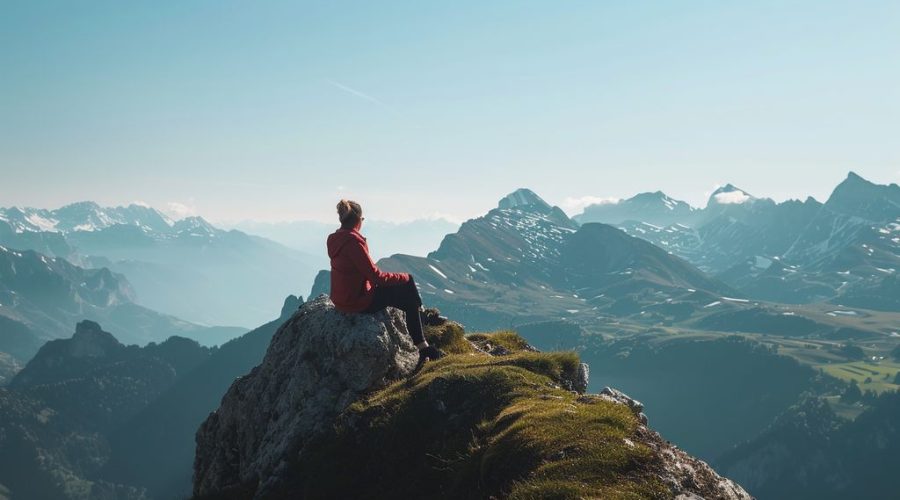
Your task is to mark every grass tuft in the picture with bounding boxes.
[424,321,474,354]
[467,330,534,352]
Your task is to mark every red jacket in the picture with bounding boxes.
[327,227,409,312]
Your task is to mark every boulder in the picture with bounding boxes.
[193,294,419,498]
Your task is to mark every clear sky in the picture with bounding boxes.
[2,1,898,224]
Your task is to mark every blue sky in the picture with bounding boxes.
[2,1,898,223]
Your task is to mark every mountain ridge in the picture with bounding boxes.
[574,172,900,310]
[1,201,324,327]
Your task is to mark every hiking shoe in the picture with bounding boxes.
[419,345,445,362]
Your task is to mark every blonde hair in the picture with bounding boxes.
[336,199,363,227]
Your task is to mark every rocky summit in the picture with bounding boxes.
[193,295,751,500]
[193,294,421,498]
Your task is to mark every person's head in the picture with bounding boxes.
[336,199,364,230]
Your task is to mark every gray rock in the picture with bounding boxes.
[574,362,589,393]
[600,385,649,424]
[637,423,753,500]
[599,386,644,412]
[578,389,752,499]
[193,295,420,498]
[279,294,303,319]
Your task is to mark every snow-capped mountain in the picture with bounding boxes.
[0,202,324,327]
[315,188,733,330]
[573,172,900,310]
[0,202,175,235]
[230,217,460,261]
[706,184,756,207]
[574,191,697,227]
[424,188,580,287]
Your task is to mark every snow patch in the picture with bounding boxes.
[25,214,59,232]
[754,256,772,269]
[428,264,448,280]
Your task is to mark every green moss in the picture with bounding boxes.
[282,338,669,499]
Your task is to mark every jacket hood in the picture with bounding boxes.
[327,228,365,259]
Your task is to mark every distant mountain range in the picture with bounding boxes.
[0,245,245,367]
[1,175,898,499]
[575,190,697,227]
[0,320,214,499]
[0,201,323,327]
[575,172,900,311]
[230,217,460,261]
[717,392,900,499]
[310,183,890,343]
[322,188,734,330]
[0,298,299,499]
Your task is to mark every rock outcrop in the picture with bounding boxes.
[193,295,420,498]
[194,295,751,500]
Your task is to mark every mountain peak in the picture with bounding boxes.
[75,320,104,336]
[840,171,874,189]
[574,190,695,227]
[708,184,754,206]
[498,188,551,211]
[633,191,666,200]
[826,171,900,219]
[845,171,867,182]
[173,216,217,233]
[60,201,101,211]
[72,320,121,351]
[711,184,741,195]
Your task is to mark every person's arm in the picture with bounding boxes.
[346,238,409,286]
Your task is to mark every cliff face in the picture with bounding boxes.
[194,295,751,500]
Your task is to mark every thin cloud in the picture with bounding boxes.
[163,201,198,220]
[326,79,398,114]
[562,196,620,213]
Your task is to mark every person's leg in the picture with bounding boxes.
[364,277,426,346]
[398,277,425,345]
[394,278,443,361]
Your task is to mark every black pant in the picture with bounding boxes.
[363,275,425,345]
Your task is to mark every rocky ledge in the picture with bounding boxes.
[194,295,751,499]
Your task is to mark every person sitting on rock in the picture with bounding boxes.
[327,199,444,364]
